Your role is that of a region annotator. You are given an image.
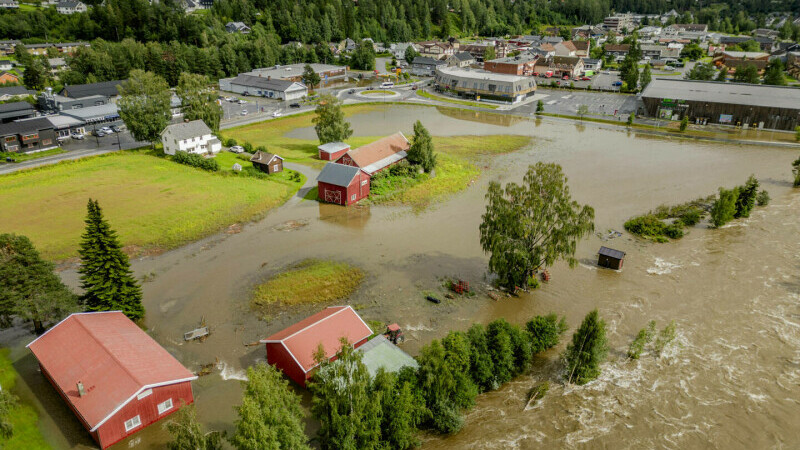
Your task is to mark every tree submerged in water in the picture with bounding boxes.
[564,309,608,385]
[479,163,595,290]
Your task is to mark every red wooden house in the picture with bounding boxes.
[27,312,197,449]
[317,141,350,161]
[316,162,371,206]
[260,305,373,387]
[335,131,410,175]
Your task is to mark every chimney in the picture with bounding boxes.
[77,381,86,397]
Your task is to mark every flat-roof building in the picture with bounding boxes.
[640,79,800,130]
[434,66,536,103]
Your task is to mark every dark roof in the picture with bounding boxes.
[250,150,282,164]
[412,56,446,66]
[317,162,360,187]
[0,117,54,136]
[640,79,800,110]
[229,74,297,91]
[0,86,35,97]
[598,246,625,260]
[0,101,33,114]
[451,51,474,62]
[60,80,125,99]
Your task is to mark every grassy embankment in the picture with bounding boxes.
[416,89,499,109]
[624,196,713,242]
[0,349,49,450]
[0,150,304,260]
[360,90,397,96]
[0,148,65,163]
[251,260,364,315]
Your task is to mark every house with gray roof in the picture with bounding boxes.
[0,101,35,124]
[411,56,447,76]
[219,74,307,100]
[160,120,221,156]
[225,22,251,34]
[55,0,87,14]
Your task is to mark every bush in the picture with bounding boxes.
[756,190,770,206]
[526,381,549,406]
[663,223,684,239]
[627,320,656,359]
[255,145,267,153]
[711,187,738,227]
[679,209,701,226]
[624,214,667,238]
[679,116,689,132]
[526,314,568,354]
[226,137,238,147]
[653,320,677,356]
[172,151,219,172]
[243,142,253,153]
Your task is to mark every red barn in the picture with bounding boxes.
[27,312,197,449]
[335,131,410,175]
[317,141,350,161]
[316,162,371,206]
[260,305,373,387]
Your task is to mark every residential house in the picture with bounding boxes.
[160,120,221,156]
[260,306,373,386]
[56,0,87,14]
[218,74,307,100]
[0,0,19,8]
[582,58,603,73]
[25,43,53,56]
[0,71,20,84]
[389,42,413,60]
[641,44,681,60]
[753,28,779,39]
[572,41,590,57]
[27,312,197,449]
[0,101,35,123]
[484,53,539,76]
[60,80,125,101]
[554,41,578,57]
[0,117,57,152]
[638,26,663,38]
[411,56,447,76]
[714,51,770,72]
[414,41,455,60]
[250,151,283,174]
[54,42,89,54]
[666,24,708,33]
[48,57,67,78]
[0,60,12,71]
[720,36,776,53]
[0,85,36,101]
[535,56,585,78]
[0,40,21,56]
[341,38,357,53]
[225,22,251,34]
[531,43,556,58]
[604,44,630,59]
[460,40,510,61]
[447,51,475,68]
[571,25,605,40]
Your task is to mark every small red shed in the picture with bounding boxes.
[27,312,197,449]
[260,305,373,387]
[317,141,350,161]
[317,162,371,206]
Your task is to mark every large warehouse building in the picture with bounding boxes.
[640,79,800,131]
[433,66,536,103]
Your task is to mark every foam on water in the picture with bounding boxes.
[647,258,681,275]
[218,361,248,381]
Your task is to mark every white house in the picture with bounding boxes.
[56,0,87,14]
[0,0,20,9]
[160,120,222,156]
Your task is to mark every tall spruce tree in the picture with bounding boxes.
[78,199,144,321]
[407,120,436,172]
[564,309,608,385]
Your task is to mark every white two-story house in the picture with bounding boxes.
[160,120,222,156]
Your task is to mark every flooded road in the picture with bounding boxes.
[4,105,800,449]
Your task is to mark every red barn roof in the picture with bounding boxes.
[27,312,196,432]
[342,132,410,174]
[260,306,372,373]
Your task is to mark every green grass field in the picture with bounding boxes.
[1,148,65,164]
[252,259,364,310]
[0,349,50,450]
[0,150,304,260]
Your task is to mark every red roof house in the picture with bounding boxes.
[27,312,197,449]
[260,305,373,386]
[335,131,410,175]
[316,162,371,206]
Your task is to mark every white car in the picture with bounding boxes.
[229,145,245,153]
[71,133,85,140]
[272,111,282,117]
[101,126,114,134]
[241,109,248,115]
[663,65,674,71]
[225,97,234,102]
[380,81,395,88]
[238,99,247,104]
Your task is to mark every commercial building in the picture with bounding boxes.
[27,312,196,449]
[411,56,447,76]
[484,53,539,76]
[60,80,125,101]
[219,74,307,100]
[0,117,57,152]
[640,79,800,130]
[603,13,634,32]
[59,103,121,127]
[0,101,35,123]
[534,56,585,78]
[433,66,536,103]
[246,63,347,83]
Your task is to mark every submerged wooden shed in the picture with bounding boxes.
[598,246,625,270]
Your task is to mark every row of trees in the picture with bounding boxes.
[710,175,768,227]
[0,199,146,336]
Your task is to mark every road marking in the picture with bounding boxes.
[546,100,558,105]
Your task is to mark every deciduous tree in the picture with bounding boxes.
[176,73,222,132]
[733,64,760,84]
[230,363,309,450]
[372,369,420,450]
[640,64,652,89]
[763,59,786,86]
[0,234,78,334]
[406,120,436,172]
[479,163,595,290]
[313,94,353,144]
[526,314,568,354]
[404,45,418,64]
[564,309,608,385]
[118,69,171,147]
[710,187,738,227]
[302,64,321,91]
[165,404,223,450]
[78,199,144,321]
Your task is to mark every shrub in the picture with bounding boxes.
[679,209,701,226]
[756,190,770,206]
[243,142,253,153]
[172,151,219,172]
[627,320,656,359]
[624,214,667,238]
[733,175,758,218]
[226,137,238,147]
[664,223,684,239]
[526,314,568,354]
[653,320,677,356]
[255,145,267,153]
[679,116,688,132]
[710,187,738,227]
[526,381,549,406]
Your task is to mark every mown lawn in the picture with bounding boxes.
[222,104,381,168]
[252,259,364,311]
[0,349,50,450]
[0,148,65,164]
[0,150,304,260]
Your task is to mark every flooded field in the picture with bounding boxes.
[3,104,799,449]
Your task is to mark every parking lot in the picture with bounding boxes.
[521,88,641,119]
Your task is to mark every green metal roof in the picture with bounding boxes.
[357,335,418,377]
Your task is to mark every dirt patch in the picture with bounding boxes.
[273,219,309,231]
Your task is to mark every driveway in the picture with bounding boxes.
[284,162,320,206]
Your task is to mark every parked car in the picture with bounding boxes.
[272,111,282,117]
[241,109,248,115]
[348,89,355,94]
[238,99,247,104]
[580,76,591,81]
[110,125,123,133]
[289,103,301,108]
[411,85,418,90]
[532,72,539,77]
[94,130,105,137]
[562,75,570,80]
[663,65,674,71]
[229,145,245,153]
[225,96,234,102]
[612,81,623,87]
[71,133,85,140]
[101,126,114,134]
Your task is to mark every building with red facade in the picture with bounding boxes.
[316,162,371,205]
[27,312,196,449]
[334,131,410,175]
[484,54,539,76]
[260,306,373,387]
[317,141,350,161]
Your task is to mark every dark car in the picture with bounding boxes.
[289,103,301,108]
[348,89,355,94]
[612,81,623,87]
[94,130,105,137]
[111,125,122,133]
[411,85,418,90]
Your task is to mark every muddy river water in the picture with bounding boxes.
[4,105,800,449]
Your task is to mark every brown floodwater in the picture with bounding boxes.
[3,105,799,449]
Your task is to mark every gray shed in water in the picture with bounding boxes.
[598,246,625,270]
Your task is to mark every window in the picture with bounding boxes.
[361,180,368,186]
[22,133,38,141]
[4,136,14,142]
[351,194,356,201]
[42,139,52,145]
[157,398,173,414]
[273,164,279,171]
[124,415,141,432]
